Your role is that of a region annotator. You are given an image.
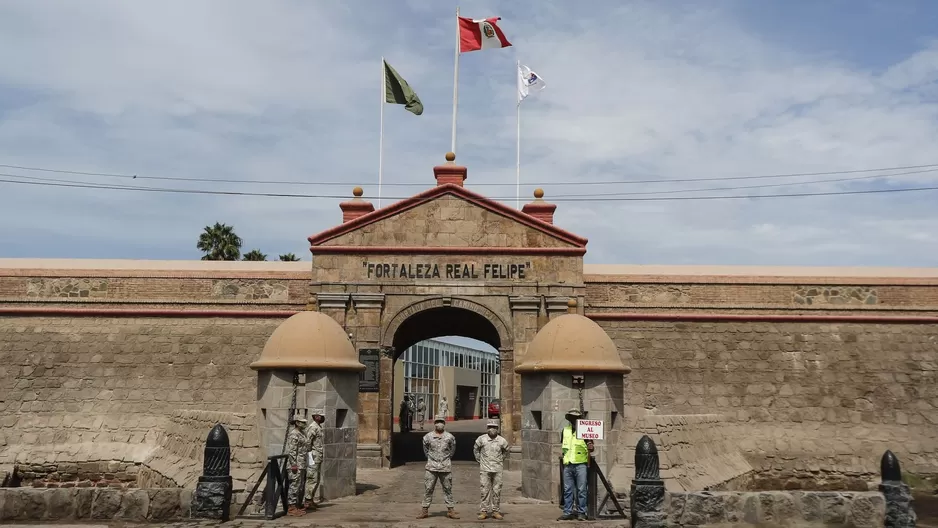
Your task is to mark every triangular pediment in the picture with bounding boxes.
[308,184,587,254]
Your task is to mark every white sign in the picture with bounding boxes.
[576,419,604,440]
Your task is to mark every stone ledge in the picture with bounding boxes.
[665,490,886,527]
[0,488,193,522]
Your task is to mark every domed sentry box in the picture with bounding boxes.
[515,299,630,502]
[250,311,365,500]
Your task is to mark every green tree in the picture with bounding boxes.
[243,249,268,261]
[197,222,242,261]
[278,253,300,261]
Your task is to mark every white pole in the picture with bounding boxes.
[451,6,460,154]
[378,57,385,208]
[516,60,521,210]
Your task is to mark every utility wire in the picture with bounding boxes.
[2,174,937,202]
[554,167,938,198]
[6,166,938,199]
[1,161,937,187]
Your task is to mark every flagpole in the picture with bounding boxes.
[516,60,521,210]
[451,6,460,154]
[378,57,385,208]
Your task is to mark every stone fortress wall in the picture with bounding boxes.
[1,259,937,494]
[588,266,938,491]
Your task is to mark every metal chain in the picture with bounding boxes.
[578,385,585,415]
[280,371,300,455]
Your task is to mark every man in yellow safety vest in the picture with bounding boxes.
[557,408,593,521]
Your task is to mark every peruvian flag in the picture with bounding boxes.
[459,16,512,52]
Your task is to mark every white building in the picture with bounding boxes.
[393,338,500,423]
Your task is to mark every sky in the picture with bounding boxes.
[1,0,937,267]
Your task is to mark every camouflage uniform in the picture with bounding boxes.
[285,427,310,507]
[473,433,509,514]
[304,420,324,505]
[422,430,456,508]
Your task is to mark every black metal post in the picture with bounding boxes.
[587,456,598,519]
[264,457,278,520]
[880,450,917,528]
[191,424,233,521]
[631,435,666,528]
[558,456,564,510]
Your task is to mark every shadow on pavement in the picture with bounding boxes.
[355,483,381,495]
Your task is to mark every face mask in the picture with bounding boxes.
[435,424,445,432]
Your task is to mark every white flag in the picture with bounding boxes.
[518,64,546,103]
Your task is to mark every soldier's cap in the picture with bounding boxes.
[565,408,582,417]
[434,416,446,424]
[293,417,308,424]
[486,421,499,429]
[310,411,324,417]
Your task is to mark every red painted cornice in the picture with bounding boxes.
[3,307,934,325]
[0,307,298,318]
[587,312,938,324]
[307,183,588,249]
[309,246,586,256]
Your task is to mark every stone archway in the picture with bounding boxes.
[380,296,512,352]
[377,296,514,465]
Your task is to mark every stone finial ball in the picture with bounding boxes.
[352,186,364,197]
[445,152,456,162]
[534,188,545,199]
[567,298,577,308]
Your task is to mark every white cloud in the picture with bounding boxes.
[0,1,936,265]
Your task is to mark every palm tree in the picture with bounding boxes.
[278,253,300,261]
[243,249,267,261]
[197,223,242,261]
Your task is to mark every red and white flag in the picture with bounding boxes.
[459,16,512,52]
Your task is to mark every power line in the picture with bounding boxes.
[8,166,938,200]
[3,174,937,202]
[554,167,938,198]
[1,161,937,187]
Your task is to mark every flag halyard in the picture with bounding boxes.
[383,60,423,115]
[459,16,512,52]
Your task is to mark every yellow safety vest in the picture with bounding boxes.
[561,425,589,465]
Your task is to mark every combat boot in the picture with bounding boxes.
[478,512,488,520]
[416,507,429,519]
[447,508,460,519]
[287,505,305,516]
[492,512,503,520]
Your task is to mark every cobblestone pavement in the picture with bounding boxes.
[117,462,630,527]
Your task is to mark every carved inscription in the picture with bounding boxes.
[364,261,531,280]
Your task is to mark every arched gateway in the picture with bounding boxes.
[307,153,592,468]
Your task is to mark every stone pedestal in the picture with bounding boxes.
[630,480,665,528]
[631,435,665,528]
[190,423,233,521]
[192,476,233,521]
[880,449,916,528]
[880,481,916,528]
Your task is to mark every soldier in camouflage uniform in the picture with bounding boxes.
[285,417,310,516]
[417,416,459,519]
[303,412,325,510]
[473,420,510,520]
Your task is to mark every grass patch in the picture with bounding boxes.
[903,472,938,493]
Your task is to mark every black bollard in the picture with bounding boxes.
[880,450,917,528]
[630,435,666,528]
[192,424,234,521]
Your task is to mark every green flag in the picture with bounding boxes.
[384,60,423,116]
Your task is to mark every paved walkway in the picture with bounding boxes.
[118,462,630,527]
